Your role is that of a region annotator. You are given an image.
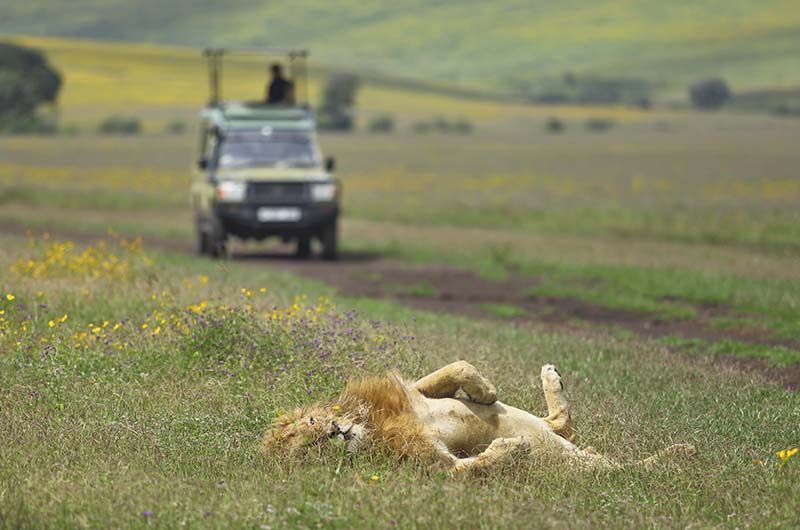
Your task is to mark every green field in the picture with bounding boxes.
[1,35,800,528]
[3,1,800,100]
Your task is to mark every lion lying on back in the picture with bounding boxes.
[263,361,694,473]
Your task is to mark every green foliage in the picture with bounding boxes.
[545,117,564,133]
[0,41,62,132]
[164,120,186,134]
[318,73,359,131]
[585,117,615,132]
[689,78,732,109]
[525,75,651,106]
[411,116,472,134]
[367,114,395,133]
[98,114,141,135]
[3,1,800,99]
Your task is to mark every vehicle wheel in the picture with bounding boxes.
[296,236,312,259]
[320,221,338,261]
[207,219,228,259]
[195,219,209,256]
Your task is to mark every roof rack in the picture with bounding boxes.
[203,48,310,107]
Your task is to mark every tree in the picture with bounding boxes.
[0,41,62,130]
[318,73,358,131]
[688,78,731,109]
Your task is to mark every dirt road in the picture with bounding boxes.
[3,221,798,390]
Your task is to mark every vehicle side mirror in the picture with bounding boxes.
[325,157,336,172]
[198,158,208,170]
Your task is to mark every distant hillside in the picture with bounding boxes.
[2,0,800,100]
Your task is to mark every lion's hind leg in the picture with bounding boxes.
[413,361,497,404]
[541,364,575,443]
[452,437,530,474]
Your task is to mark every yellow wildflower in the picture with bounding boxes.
[58,314,68,323]
[113,322,121,330]
[332,405,341,412]
[777,447,799,466]
[198,274,209,285]
[153,326,161,335]
[92,327,102,334]
[370,475,379,482]
[260,287,267,294]
[5,294,14,301]
[48,320,55,328]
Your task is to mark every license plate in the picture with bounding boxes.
[257,207,302,222]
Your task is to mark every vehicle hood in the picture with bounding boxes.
[215,167,331,182]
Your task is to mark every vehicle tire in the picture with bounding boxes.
[296,236,312,259]
[207,218,227,259]
[195,218,209,256]
[320,221,338,261]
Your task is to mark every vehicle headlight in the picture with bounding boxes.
[216,180,247,202]
[310,182,337,202]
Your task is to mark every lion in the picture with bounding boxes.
[262,361,694,473]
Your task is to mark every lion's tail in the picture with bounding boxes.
[634,443,695,470]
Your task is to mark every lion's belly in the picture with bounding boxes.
[413,397,552,456]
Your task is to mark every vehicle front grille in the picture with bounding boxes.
[248,182,308,204]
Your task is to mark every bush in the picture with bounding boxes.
[165,120,186,134]
[585,117,615,132]
[368,114,395,133]
[545,117,564,134]
[0,42,62,132]
[98,115,141,135]
[771,104,800,117]
[410,116,473,134]
[318,73,359,131]
[689,78,731,109]
[0,111,57,135]
[411,121,432,134]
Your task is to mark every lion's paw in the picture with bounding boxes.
[540,364,564,393]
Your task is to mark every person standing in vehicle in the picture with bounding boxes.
[266,63,294,104]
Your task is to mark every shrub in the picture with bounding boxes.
[410,117,473,134]
[411,121,432,134]
[165,120,186,134]
[545,117,564,134]
[0,111,57,135]
[318,73,359,131]
[689,78,731,109]
[0,42,62,133]
[368,114,395,133]
[585,117,615,132]
[98,115,141,135]
[771,104,800,117]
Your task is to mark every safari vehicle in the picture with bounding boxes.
[192,48,340,260]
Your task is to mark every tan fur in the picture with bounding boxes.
[262,361,694,474]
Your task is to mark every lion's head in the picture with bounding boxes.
[262,402,369,458]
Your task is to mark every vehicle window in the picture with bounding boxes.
[218,130,318,169]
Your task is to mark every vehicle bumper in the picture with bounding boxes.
[214,202,338,239]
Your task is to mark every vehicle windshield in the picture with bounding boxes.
[217,129,318,169]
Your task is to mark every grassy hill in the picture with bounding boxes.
[2,0,800,100]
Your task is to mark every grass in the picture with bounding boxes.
[481,303,525,319]
[1,34,799,528]
[393,281,439,298]
[3,2,800,100]
[1,234,799,529]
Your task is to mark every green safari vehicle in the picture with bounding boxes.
[191,49,340,260]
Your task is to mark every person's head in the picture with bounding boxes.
[270,63,284,79]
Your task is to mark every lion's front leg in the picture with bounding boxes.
[413,361,497,404]
[452,437,530,474]
[540,364,575,443]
